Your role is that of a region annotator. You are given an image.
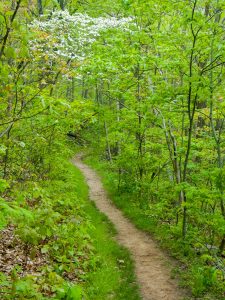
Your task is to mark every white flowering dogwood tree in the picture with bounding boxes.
[30,10,132,61]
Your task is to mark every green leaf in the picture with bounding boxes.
[41,245,49,254]
[5,46,16,59]
[0,180,9,193]
[66,285,83,300]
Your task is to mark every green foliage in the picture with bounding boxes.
[1,0,225,299]
[0,180,9,193]
[85,153,225,300]
[0,145,140,299]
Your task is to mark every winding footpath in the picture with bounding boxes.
[73,155,184,300]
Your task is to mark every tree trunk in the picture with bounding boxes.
[58,0,65,10]
[37,0,43,15]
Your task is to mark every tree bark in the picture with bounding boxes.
[37,0,43,15]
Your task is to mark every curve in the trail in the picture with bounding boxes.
[73,155,184,300]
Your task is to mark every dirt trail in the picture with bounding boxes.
[73,155,184,300]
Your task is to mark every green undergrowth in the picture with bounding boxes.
[83,152,225,300]
[0,148,140,299]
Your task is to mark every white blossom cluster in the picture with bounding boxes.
[30,10,132,61]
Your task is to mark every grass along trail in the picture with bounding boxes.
[73,154,185,300]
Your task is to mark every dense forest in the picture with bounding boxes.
[1,0,225,299]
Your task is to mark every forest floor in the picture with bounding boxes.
[73,154,186,300]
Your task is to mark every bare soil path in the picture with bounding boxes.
[73,155,185,300]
